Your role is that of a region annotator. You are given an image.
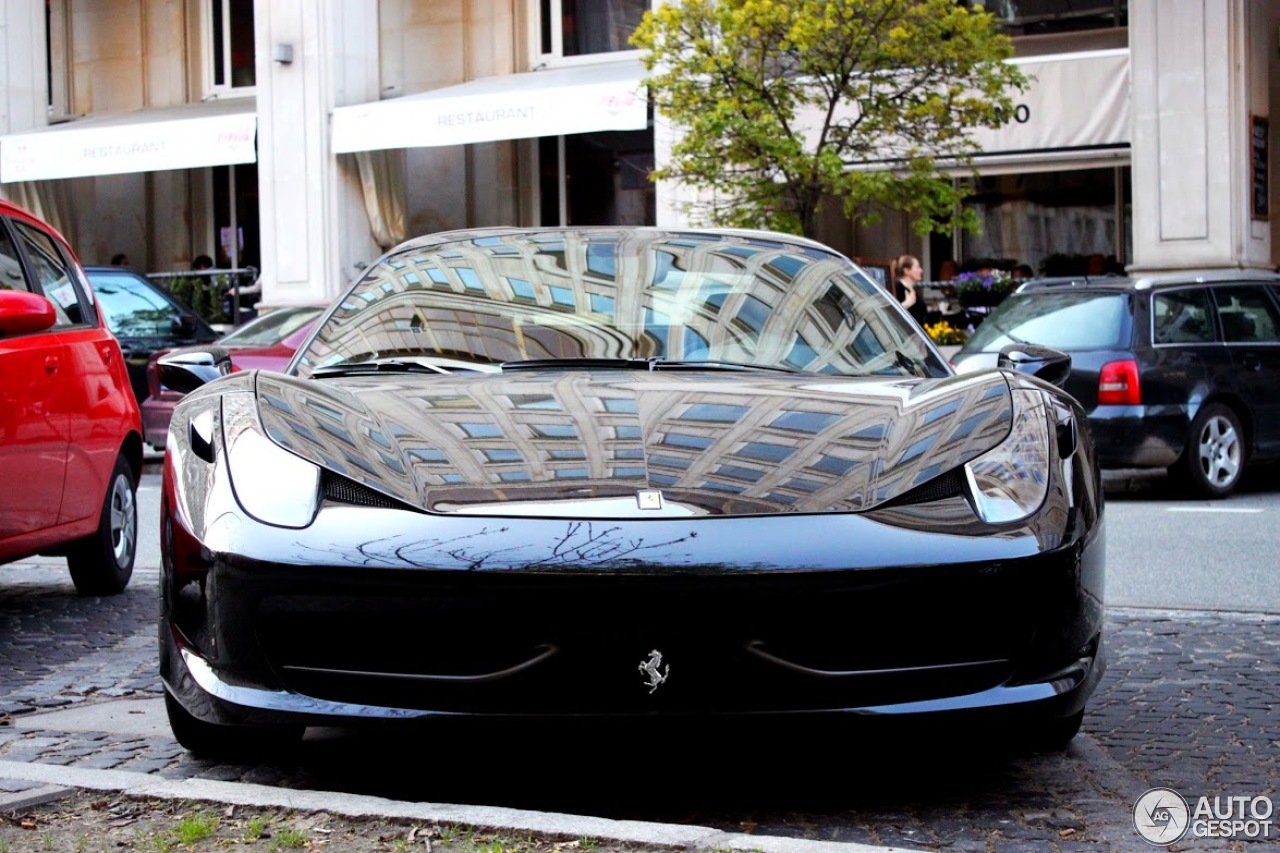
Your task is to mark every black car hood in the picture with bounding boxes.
[253,369,1014,517]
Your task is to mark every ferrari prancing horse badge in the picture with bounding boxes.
[638,649,669,693]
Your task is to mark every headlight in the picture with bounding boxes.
[222,391,321,528]
[964,388,1051,524]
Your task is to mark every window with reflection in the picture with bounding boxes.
[966,0,1126,36]
[11,222,86,327]
[295,230,948,380]
[1212,287,1280,344]
[0,221,33,295]
[206,0,255,94]
[538,0,648,59]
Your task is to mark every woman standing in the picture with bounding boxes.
[893,254,928,326]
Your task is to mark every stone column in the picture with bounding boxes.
[1129,0,1271,273]
[255,0,382,306]
[0,0,45,136]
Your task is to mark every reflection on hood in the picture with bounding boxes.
[254,369,1012,517]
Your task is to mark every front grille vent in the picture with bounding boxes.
[879,468,967,508]
[322,471,412,510]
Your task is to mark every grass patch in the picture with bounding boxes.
[174,811,218,845]
[269,825,309,850]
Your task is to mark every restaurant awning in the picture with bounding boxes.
[331,59,648,154]
[963,48,1130,159]
[0,99,257,183]
[798,48,1131,174]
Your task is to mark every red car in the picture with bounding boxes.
[0,200,144,595]
[141,304,326,448]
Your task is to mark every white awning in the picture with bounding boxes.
[798,48,1131,171]
[332,59,648,154]
[964,48,1130,155]
[0,99,257,183]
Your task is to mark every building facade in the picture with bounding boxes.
[0,1,1277,309]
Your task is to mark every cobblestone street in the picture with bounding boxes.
[2,557,1276,851]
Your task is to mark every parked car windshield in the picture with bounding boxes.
[221,305,325,346]
[965,291,1129,352]
[89,269,191,338]
[294,230,948,379]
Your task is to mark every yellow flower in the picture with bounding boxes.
[925,322,968,345]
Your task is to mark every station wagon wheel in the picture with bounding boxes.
[67,454,137,596]
[1180,403,1245,498]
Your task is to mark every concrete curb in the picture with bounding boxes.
[0,761,919,853]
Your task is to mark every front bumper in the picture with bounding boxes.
[160,503,1106,728]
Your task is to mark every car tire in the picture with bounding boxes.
[164,691,303,758]
[1175,403,1245,498]
[66,455,137,596]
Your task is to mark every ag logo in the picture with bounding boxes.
[1134,787,1189,845]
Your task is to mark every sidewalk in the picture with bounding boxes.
[0,755,916,853]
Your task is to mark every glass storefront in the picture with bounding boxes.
[938,166,1132,280]
[539,130,655,227]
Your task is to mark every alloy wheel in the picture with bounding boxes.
[1196,414,1241,489]
[110,473,137,567]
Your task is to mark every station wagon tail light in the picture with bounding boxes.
[1098,360,1141,405]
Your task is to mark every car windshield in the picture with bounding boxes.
[293,230,948,379]
[221,305,325,346]
[88,270,186,338]
[965,291,1129,352]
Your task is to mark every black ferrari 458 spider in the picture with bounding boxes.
[158,227,1105,757]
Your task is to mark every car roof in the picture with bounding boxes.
[388,226,844,258]
[1016,269,1280,294]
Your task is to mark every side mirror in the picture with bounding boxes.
[0,290,57,335]
[997,343,1071,387]
[158,347,233,394]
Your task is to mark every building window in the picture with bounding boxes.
[205,0,255,95]
[970,1,1127,36]
[45,0,71,118]
[537,0,648,63]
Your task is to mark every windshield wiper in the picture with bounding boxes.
[892,350,928,378]
[500,358,652,371]
[649,358,802,374]
[312,359,452,377]
[500,357,802,374]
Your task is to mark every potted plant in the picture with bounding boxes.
[955,269,1014,308]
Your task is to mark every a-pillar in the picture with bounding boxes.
[1129,0,1272,273]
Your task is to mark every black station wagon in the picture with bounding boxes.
[953,271,1280,497]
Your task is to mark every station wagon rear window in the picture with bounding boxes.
[967,292,1128,351]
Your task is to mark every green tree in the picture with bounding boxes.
[632,0,1028,238]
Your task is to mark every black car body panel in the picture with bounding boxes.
[159,228,1105,746]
